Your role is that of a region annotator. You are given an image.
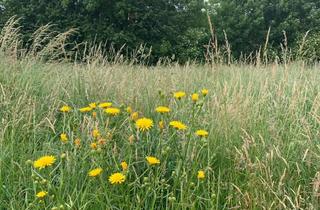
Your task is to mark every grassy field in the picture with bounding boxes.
[1,56,320,209]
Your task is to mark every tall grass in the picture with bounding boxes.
[1,55,320,209]
[1,17,320,210]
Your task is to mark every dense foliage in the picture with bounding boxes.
[0,0,320,62]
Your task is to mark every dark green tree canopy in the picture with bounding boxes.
[1,0,320,62]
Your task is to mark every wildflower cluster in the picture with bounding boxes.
[30,89,210,207]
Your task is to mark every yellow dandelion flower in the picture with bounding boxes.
[146,156,160,165]
[131,112,139,121]
[105,107,120,116]
[120,161,128,170]
[126,106,132,113]
[109,172,126,185]
[36,191,48,199]
[74,138,81,147]
[169,121,187,130]
[79,106,92,113]
[90,142,98,150]
[195,129,208,137]
[33,155,56,169]
[88,167,103,177]
[136,118,153,131]
[60,133,68,142]
[92,129,100,138]
[159,121,165,129]
[197,170,205,179]
[155,106,170,114]
[201,89,209,96]
[174,91,186,99]
[191,93,199,102]
[60,105,71,113]
[89,102,97,109]
[98,102,112,108]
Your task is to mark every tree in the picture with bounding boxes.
[1,0,201,62]
[211,0,320,58]
[1,0,320,62]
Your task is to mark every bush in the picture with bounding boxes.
[175,28,209,63]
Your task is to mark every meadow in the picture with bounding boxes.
[1,52,320,210]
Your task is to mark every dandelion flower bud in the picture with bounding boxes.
[60,153,66,159]
[128,135,135,144]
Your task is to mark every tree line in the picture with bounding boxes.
[0,0,320,63]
